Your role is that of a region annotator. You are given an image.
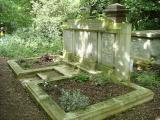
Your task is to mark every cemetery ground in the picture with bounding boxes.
[0,57,159,120]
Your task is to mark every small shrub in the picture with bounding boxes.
[59,89,90,112]
[131,71,140,80]
[91,73,110,86]
[41,80,53,91]
[136,72,159,88]
[18,59,25,64]
[72,73,90,82]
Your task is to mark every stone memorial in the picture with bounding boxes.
[63,3,131,81]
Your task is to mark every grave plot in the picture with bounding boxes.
[8,54,84,79]
[25,74,153,120]
[7,54,63,78]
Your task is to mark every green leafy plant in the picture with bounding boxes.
[91,73,110,86]
[135,72,159,88]
[41,80,53,91]
[72,73,90,82]
[59,89,90,112]
[131,71,140,80]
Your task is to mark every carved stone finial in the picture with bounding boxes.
[104,3,128,23]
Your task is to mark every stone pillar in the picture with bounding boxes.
[104,4,131,82]
[104,3,128,23]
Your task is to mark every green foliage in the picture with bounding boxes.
[1,0,159,58]
[79,0,160,30]
[0,0,79,58]
[134,72,160,89]
[121,0,160,30]
[30,0,79,42]
[41,81,53,91]
[0,0,32,33]
[131,71,140,80]
[91,73,111,86]
[41,77,59,91]
[59,89,90,112]
[0,31,62,58]
[72,73,90,82]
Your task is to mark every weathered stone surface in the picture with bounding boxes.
[114,24,131,82]
[101,33,115,66]
[64,20,132,82]
[132,30,160,38]
[74,31,98,60]
[131,36,160,62]
[131,30,160,62]
[131,37,150,60]
[63,30,73,52]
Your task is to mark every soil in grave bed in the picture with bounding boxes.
[17,56,62,70]
[40,79,134,112]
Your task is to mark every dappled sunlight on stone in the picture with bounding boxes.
[146,33,154,38]
[143,40,150,50]
[113,42,119,52]
[86,43,93,58]
[118,61,124,66]
[124,52,130,62]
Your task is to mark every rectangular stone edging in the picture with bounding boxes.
[7,60,62,77]
[7,59,68,78]
[8,58,102,78]
[25,78,154,120]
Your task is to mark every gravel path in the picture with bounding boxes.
[0,58,49,120]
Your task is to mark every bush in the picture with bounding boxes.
[31,0,79,42]
[0,31,62,58]
[1,0,32,33]
[135,72,160,88]
[72,73,90,82]
[59,89,90,112]
[131,71,140,80]
[91,73,111,86]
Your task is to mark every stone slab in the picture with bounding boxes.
[132,30,160,38]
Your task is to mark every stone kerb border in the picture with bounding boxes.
[7,59,59,78]
[7,55,65,78]
[7,57,102,79]
[25,77,154,120]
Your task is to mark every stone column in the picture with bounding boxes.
[104,4,132,82]
[104,3,128,23]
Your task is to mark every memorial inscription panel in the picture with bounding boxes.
[63,30,73,52]
[101,33,116,66]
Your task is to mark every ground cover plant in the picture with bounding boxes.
[131,62,160,89]
[40,73,133,112]
[59,89,90,112]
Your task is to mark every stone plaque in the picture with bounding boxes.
[101,33,115,66]
[63,30,73,52]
